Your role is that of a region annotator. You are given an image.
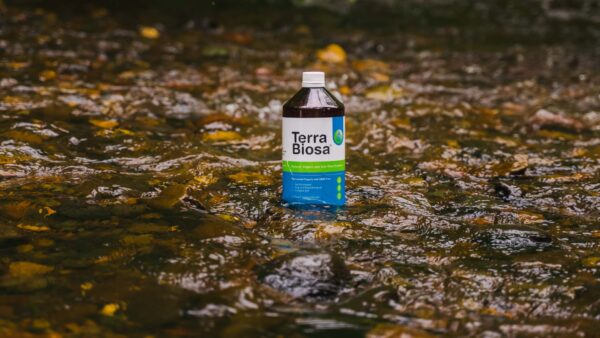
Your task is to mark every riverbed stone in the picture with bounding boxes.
[260,250,350,301]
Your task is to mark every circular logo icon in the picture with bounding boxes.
[333,129,344,145]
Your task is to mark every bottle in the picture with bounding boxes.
[282,71,345,206]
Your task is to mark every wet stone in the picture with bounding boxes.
[473,227,553,256]
[259,251,350,301]
[528,109,585,132]
[493,181,523,201]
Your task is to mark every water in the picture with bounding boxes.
[0,1,599,336]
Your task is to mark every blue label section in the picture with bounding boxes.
[332,116,344,145]
[282,171,345,206]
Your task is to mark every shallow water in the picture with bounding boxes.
[0,2,599,337]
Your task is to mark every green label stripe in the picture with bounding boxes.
[283,160,345,173]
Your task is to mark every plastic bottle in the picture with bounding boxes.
[282,71,345,206]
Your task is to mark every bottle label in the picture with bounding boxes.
[282,116,345,205]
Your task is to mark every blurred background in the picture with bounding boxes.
[7,0,600,39]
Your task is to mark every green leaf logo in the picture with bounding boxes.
[333,129,343,145]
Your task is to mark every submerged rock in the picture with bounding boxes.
[494,182,522,201]
[473,227,553,255]
[0,261,54,292]
[259,251,350,301]
[528,109,585,132]
[8,261,53,278]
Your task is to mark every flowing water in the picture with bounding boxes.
[0,1,599,337]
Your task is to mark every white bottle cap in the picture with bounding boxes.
[302,71,325,88]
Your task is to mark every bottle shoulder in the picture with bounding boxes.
[283,87,344,117]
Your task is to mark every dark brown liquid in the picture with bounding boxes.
[283,87,344,118]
